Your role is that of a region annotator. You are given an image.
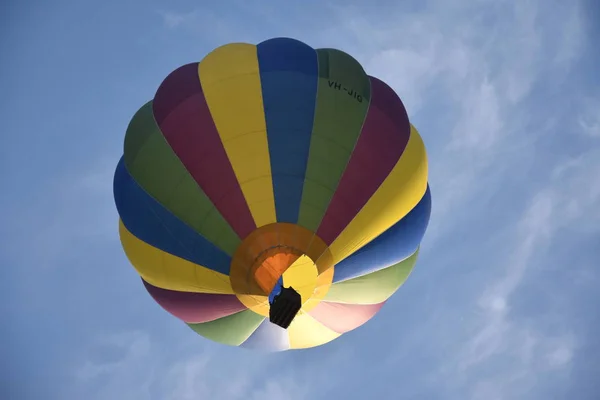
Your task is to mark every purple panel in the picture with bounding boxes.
[142,279,247,323]
[317,76,411,244]
[152,63,256,239]
[308,300,386,334]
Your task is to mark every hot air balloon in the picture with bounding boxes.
[113,37,431,351]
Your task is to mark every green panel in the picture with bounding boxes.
[324,249,420,304]
[187,309,265,346]
[123,101,241,255]
[297,49,372,231]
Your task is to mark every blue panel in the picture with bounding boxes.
[333,185,432,282]
[240,318,290,351]
[257,37,318,223]
[113,157,231,275]
[268,276,284,303]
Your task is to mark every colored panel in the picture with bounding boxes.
[240,319,290,351]
[323,249,420,305]
[333,185,431,282]
[113,158,231,275]
[119,221,233,294]
[142,279,246,323]
[199,44,276,227]
[308,301,385,334]
[281,255,318,304]
[254,251,301,294]
[235,295,270,317]
[124,101,240,255]
[317,76,411,244]
[119,222,233,294]
[327,124,428,264]
[187,309,265,347]
[287,311,341,349]
[297,49,372,232]
[152,63,255,239]
[268,276,284,303]
[257,38,318,223]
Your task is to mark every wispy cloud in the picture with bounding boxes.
[439,136,599,399]
[578,97,600,138]
[160,10,195,29]
[76,331,153,382]
[70,330,156,400]
[2,154,119,270]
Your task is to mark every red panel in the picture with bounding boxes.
[317,76,411,244]
[152,63,255,238]
[308,301,386,333]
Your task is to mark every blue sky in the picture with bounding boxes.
[2,0,599,399]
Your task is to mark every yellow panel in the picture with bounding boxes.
[327,125,428,264]
[287,311,341,349]
[311,266,334,305]
[235,294,270,316]
[119,221,233,294]
[282,255,318,305]
[198,43,276,227]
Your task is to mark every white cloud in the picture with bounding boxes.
[160,11,192,29]
[578,97,600,138]
[0,153,119,274]
[546,341,575,368]
[73,332,345,400]
[76,331,152,382]
[156,8,243,44]
[445,142,599,397]
[73,330,155,400]
[553,1,586,69]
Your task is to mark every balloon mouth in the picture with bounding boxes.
[229,222,335,317]
[250,244,306,295]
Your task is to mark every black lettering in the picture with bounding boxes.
[326,81,363,103]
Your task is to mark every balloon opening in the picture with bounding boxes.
[229,222,335,318]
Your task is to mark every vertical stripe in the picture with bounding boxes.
[287,311,341,349]
[124,101,240,255]
[323,249,419,305]
[118,222,233,295]
[268,276,284,303]
[142,280,246,323]
[257,38,318,223]
[187,309,265,347]
[332,185,431,282]
[113,158,231,275]
[297,49,372,232]
[240,319,290,351]
[198,44,276,227]
[152,63,255,239]
[317,76,411,244]
[326,124,428,264]
[308,301,385,334]
[280,255,318,305]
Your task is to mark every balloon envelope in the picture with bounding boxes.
[113,37,431,351]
